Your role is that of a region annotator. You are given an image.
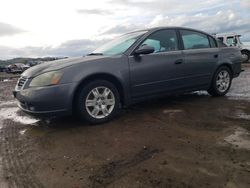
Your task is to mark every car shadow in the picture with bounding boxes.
[32,91,211,129]
[35,116,92,128]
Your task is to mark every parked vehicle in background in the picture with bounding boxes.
[27,60,44,67]
[6,63,30,74]
[0,66,7,72]
[13,27,243,124]
[215,33,250,63]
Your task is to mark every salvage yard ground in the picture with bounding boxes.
[0,64,250,188]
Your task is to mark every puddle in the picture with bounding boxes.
[0,107,38,125]
[227,93,250,102]
[234,110,250,120]
[163,109,183,114]
[226,68,250,102]
[0,101,17,108]
[192,91,209,96]
[198,167,217,177]
[224,127,250,150]
[19,129,27,135]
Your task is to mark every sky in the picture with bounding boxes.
[0,0,249,59]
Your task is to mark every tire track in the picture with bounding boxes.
[89,147,161,188]
[0,119,44,188]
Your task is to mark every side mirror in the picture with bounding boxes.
[134,45,155,55]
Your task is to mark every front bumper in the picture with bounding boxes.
[13,82,78,117]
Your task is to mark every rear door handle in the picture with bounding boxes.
[174,59,183,64]
[214,54,218,58]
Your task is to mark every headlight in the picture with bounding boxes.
[29,71,63,87]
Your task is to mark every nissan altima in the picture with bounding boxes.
[13,27,243,123]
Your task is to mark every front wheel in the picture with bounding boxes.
[76,80,121,124]
[207,66,232,97]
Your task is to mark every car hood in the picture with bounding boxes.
[22,56,107,78]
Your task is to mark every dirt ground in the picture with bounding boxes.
[0,65,250,188]
[0,73,20,82]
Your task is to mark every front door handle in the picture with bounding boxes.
[214,54,218,58]
[175,59,183,65]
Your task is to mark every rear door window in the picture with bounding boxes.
[209,36,217,48]
[180,30,210,50]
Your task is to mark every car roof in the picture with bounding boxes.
[126,26,214,37]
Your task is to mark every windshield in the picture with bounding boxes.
[91,31,147,56]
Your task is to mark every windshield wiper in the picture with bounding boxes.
[87,52,103,56]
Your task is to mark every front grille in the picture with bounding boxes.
[17,77,27,89]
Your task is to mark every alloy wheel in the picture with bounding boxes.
[216,70,230,93]
[85,87,115,119]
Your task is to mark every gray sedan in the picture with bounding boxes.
[13,27,243,123]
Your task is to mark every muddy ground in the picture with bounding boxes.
[0,65,250,188]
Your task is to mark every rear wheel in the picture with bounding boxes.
[76,80,121,124]
[207,66,232,96]
[242,51,250,63]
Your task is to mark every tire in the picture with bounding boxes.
[242,51,250,63]
[207,66,232,97]
[75,80,121,124]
